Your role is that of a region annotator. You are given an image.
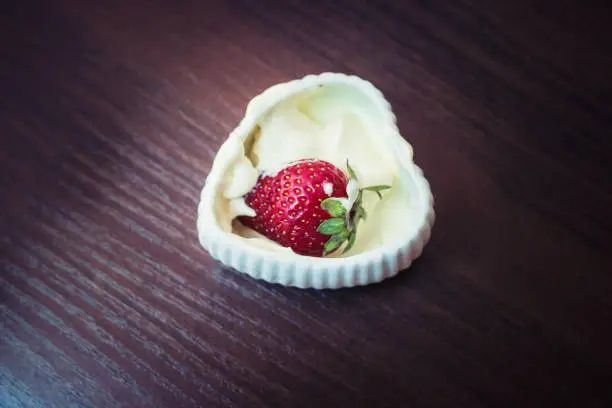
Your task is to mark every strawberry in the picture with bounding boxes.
[238,159,390,257]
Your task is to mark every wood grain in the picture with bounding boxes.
[1,1,612,407]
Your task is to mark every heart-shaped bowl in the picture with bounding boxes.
[197,73,434,289]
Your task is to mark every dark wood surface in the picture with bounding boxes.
[2,1,612,407]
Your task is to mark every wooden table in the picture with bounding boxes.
[2,1,611,407]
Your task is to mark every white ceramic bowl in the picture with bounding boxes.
[197,73,434,289]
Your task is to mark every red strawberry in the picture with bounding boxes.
[238,159,391,257]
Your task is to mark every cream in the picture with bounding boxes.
[216,82,414,257]
[322,182,334,196]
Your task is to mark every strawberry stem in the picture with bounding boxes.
[318,161,393,256]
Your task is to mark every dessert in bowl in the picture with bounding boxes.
[197,73,434,289]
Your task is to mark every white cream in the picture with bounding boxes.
[322,182,334,196]
[217,82,414,257]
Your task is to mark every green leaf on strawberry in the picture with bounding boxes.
[343,231,358,254]
[362,185,392,199]
[321,198,347,218]
[346,159,358,181]
[355,205,367,222]
[317,217,345,235]
[323,232,348,256]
